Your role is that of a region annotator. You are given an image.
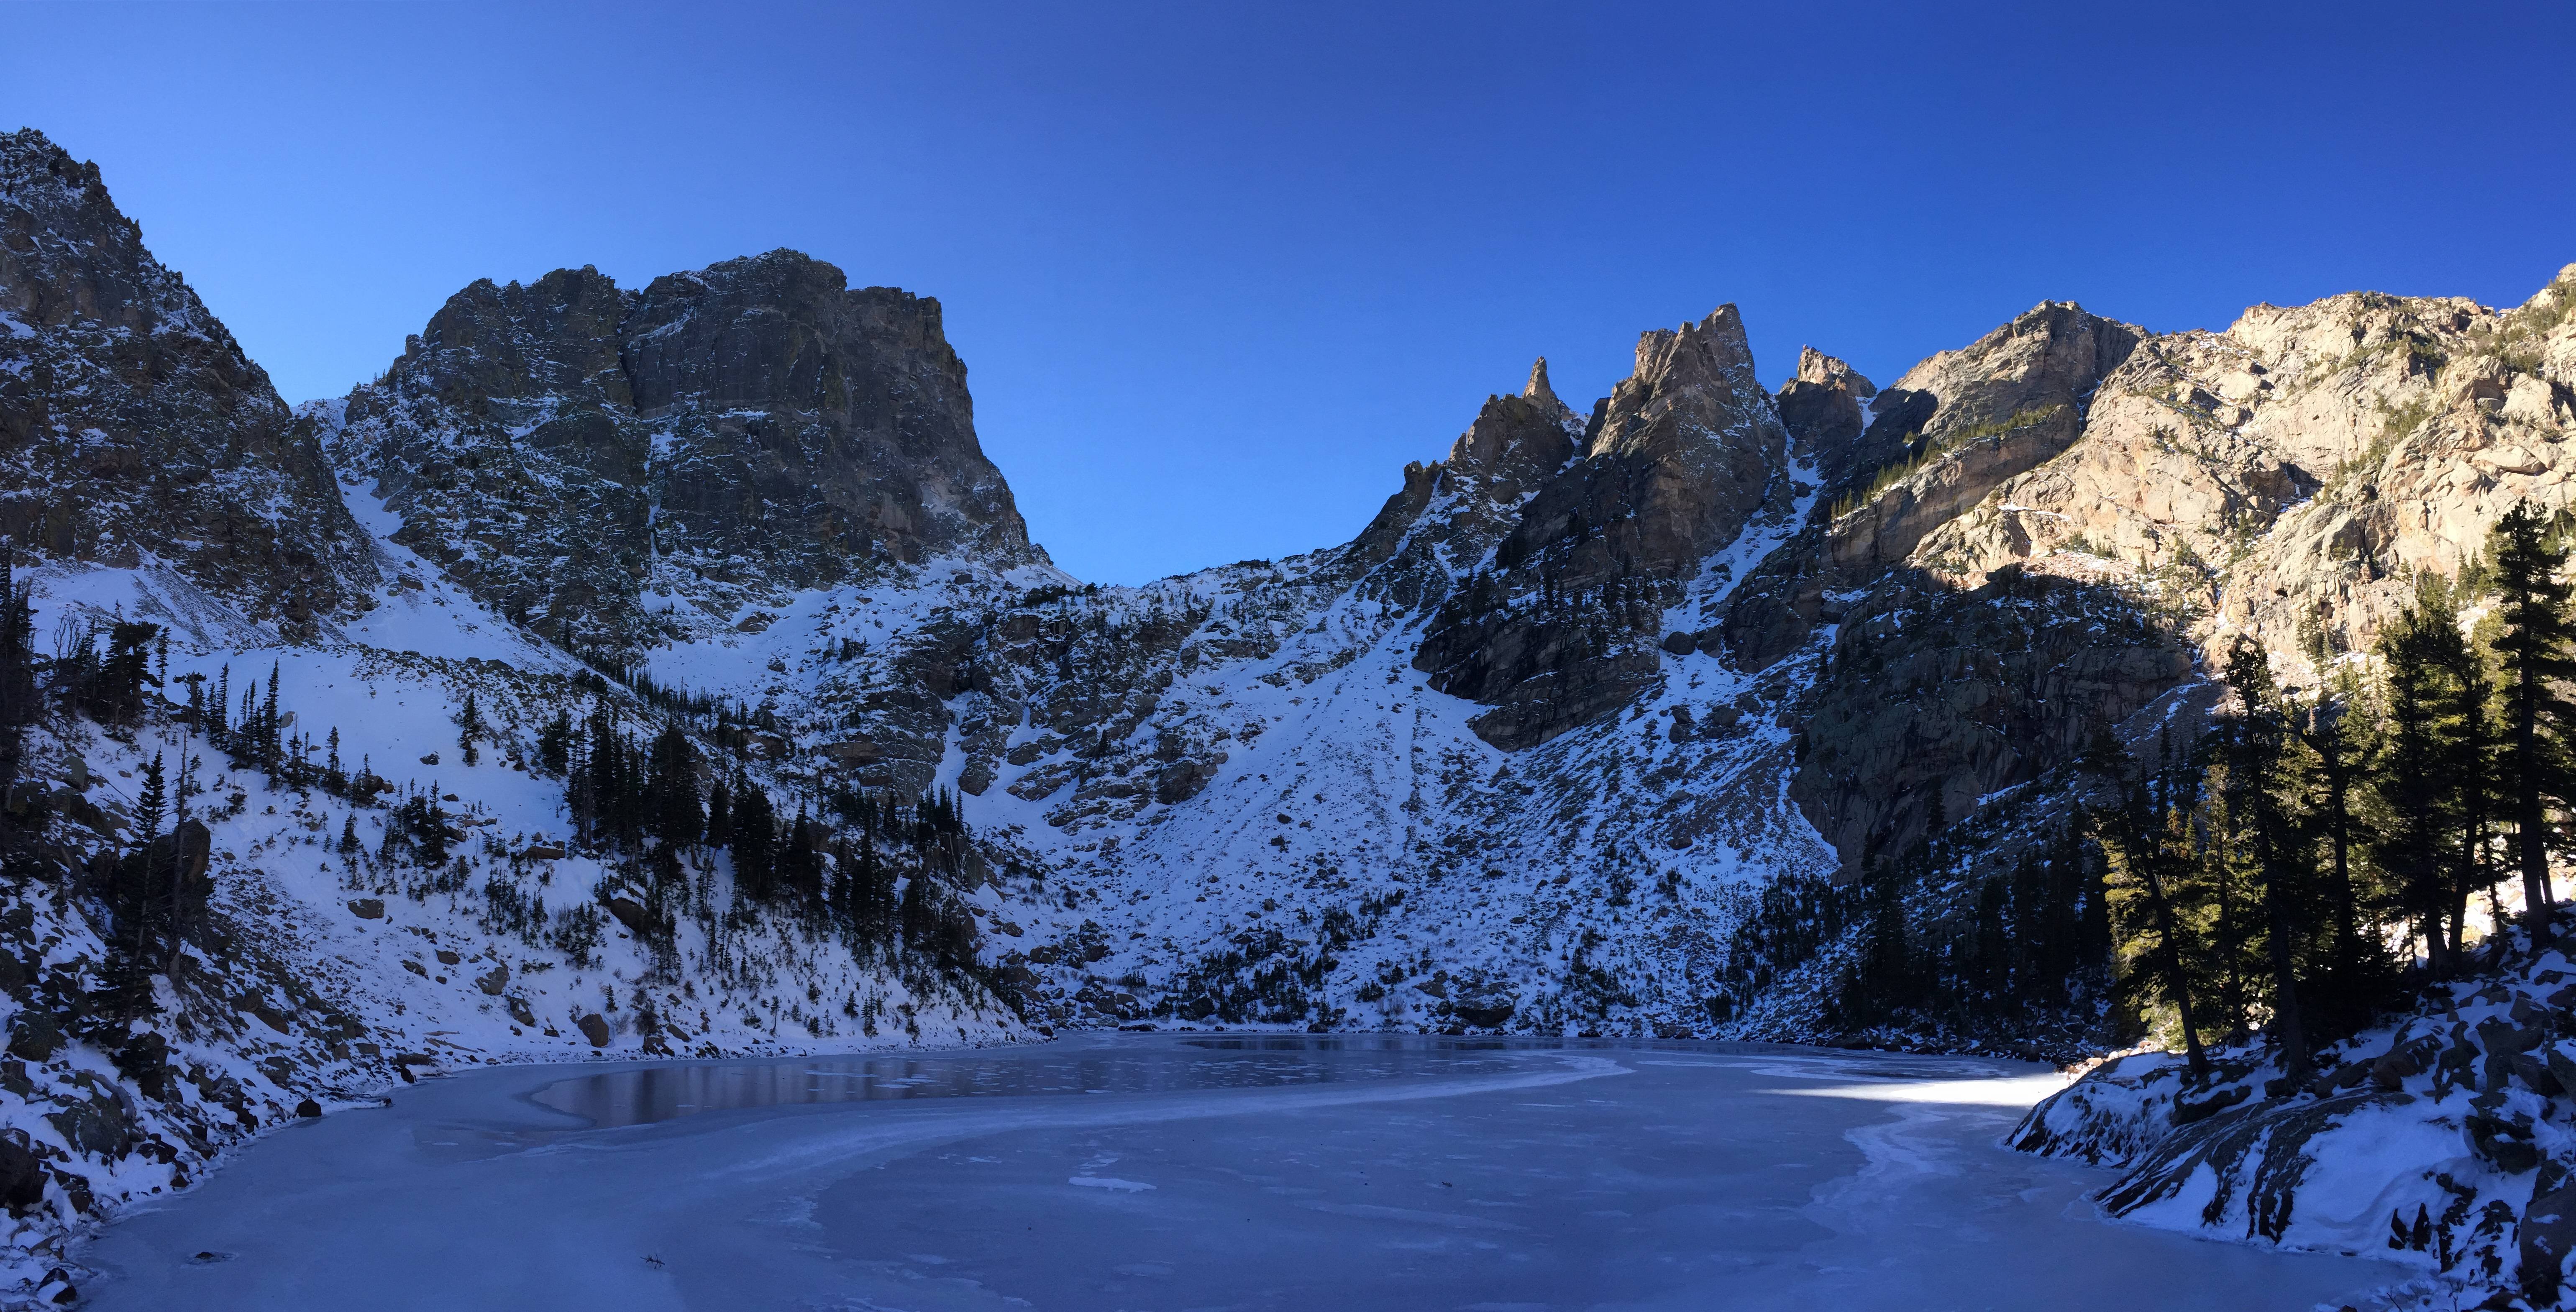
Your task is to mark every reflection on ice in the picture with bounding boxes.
[530,1035,1543,1128]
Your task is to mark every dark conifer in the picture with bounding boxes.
[730,777,776,902]
[2372,594,2466,974]
[2222,636,2310,1084]
[2486,501,2576,939]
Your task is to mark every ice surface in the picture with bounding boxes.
[75,1037,2402,1310]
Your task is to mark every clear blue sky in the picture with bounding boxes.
[8,3,2573,583]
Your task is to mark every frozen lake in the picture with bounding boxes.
[75,1035,2400,1310]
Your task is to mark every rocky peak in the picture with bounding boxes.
[1345,365,1581,610]
[396,265,635,410]
[1587,305,1768,460]
[1822,302,2142,572]
[1795,345,1875,395]
[1414,305,1796,750]
[0,128,372,630]
[1775,348,1877,484]
[330,249,1042,653]
[1521,356,1560,408]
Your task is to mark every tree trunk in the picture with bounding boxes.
[2143,859,2207,1076]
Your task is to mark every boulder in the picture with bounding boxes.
[818,737,883,766]
[476,964,510,996]
[0,1135,46,1213]
[6,1012,61,1063]
[577,1013,612,1047]
[47,1093,125,1157]
[1154,757,1221,805]
[2531,1159,2576,1304]
[605,897,651,936]
[348,898,385,920]
[295,1098,322,1119]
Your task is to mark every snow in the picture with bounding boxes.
[2016,938,2576,1305]
[0,464,1044,1302]
[73,1037,2404,1311]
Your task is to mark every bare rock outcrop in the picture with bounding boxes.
[1344,357,1582,613]
[329,251,1043,653]
[0,129,374,627]
[1916,271,2576,690]
[1415,307,1797,749]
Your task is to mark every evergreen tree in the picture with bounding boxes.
[2371,592,2468,974]
[208,663,231,744]
[704,774,732,847]
[730,778,776,902]
[133,751,165,846]
[2100,779,2209,1075]
[0,549,32,832]
[2222,637,2311,1084]
[457,691,485,767]
[643,723,704,847]
[2290,682,2370,984]
[853,827,891,945]
[537,710,574,776]
[2485,501,2576,939]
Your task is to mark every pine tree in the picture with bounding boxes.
[704,774,732,847]
[133,751,165,847]
[208,663,231,744]
[2372,595,2466,975]
[2222,636,2310,1084]
[2290,680,2370,989]
[2441,616,2501,961]
[730,778,776,902]
[853,827,891,945]
[2485,501,2576,940]
[457,691,484,768]
[643,723,704,848]
[260,662,282,769]
[2100,780,2209,1075]
[537,710,574,776]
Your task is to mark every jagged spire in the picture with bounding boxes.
[1522,356,1560,409]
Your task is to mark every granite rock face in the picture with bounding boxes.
[1916,274,2576,690]
[0,129,373,629]
[327,250,1042,653]
[1415,307,1798,749]
[1344,357,1582,614]
[1773,346,1877,486]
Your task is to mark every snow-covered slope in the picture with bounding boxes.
[0,470,1025,1302]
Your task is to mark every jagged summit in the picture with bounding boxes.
[1521,356,1559,407]
[0,126,374,631]
[326,249,1048,652]
[1793,345,1874,397]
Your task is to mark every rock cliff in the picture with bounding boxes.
[325,251,1044,654]
[0,129,373,630]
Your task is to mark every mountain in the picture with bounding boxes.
[323,250,1048,656]
[7,123,2576,1304]
[0,128,374,633]
[0,130,1029,1297]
